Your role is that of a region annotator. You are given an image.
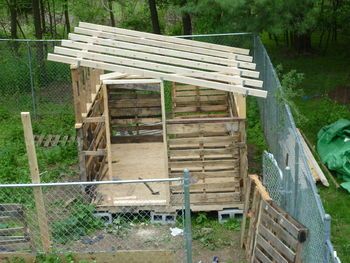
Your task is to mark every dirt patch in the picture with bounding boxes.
[328,86,350,105]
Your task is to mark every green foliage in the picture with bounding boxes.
[275,65,306,123]
[52,200,104,244]
[192,212,240,250]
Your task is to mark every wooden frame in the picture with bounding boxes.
[48,22,267,98]
[241,175,308,263]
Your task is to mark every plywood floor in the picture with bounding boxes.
[96,142,169,209]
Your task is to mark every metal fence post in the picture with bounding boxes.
[324,214,331,263]
[183,168,192,263]
[26,41,37,118]
[284,166,291,213]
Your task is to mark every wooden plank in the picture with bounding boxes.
[167,122,237,135]
[76,24,251,60]
[51,135,60,146]
[175,90,227,96]
[160,80,170,206]
[83,116,105,123]
[110,108,161,117]
[110,117,161,125]
[0,227,25,235]
[256,234,288,263]
[111,135,163,143]
[258,224,296,262]
[55,46,258,89]
[249,175,271,202]
[255,247,273,263]
[83,149,106,156]
[171,182,239,193]
[166,117,244,124]
[20,112,51,253]
[260,212,298,250]
[103,85,113,180]
[173,105,228,113]
[174,94,227,101]
[168,135,236,146]
[48,54,268,98]
[36,135,45,146]
[170,170,239,179]
[261,200,300,240]
[103,79,162,85]
[297,129,329,186]
[109,98,161,108]
[43,134,53,147]
[79,22,250,55]
[189,192,241,204]
[69,32,257,71]
[240,176,252,248]
[169,148,237,157]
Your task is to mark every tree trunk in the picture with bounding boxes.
[8,0,18,39]
[32,0,42,39]
[40,0,46,34]
[108,0,116,27]
[52,0,57,38]
[47,0,53,37]
[63,0,70,36]
[148,0,161,34]
[293,32,312,53]
[182,12,192,36]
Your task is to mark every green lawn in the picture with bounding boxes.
[263,34,350,261]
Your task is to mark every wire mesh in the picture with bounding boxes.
[0,34,341,262]
[255,34,340,263]
[0,180,186,262]
[0,40,72,118]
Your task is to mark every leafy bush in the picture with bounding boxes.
[52,200,104,244]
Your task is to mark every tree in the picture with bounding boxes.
[108,0,116,27]
[6,0,18,39]
[32,0,42,39]
[148,0,161,34]
[63,0,70,36]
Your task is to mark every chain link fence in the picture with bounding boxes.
[0,177,190,262]
[254,35,341,263]
[0,39,72,118]
[0,33,342,262]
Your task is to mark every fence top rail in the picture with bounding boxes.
[0,177,183,188]
[0,32,253,43]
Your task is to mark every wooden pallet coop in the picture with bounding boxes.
[48,22,267,212]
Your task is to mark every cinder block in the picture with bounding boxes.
[151,211,176,225]
[218,209,243,223]
[93,212,113,225]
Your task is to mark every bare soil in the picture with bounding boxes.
[54,223,245,263]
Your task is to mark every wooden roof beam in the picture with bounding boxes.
[54,46,263,88]
[74,27,253,62]
[47,53,267,98]
[79,22,250,55]
[69,33,256,71]
[61,40,262,87]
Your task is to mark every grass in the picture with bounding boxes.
[0,105,77,184]
[263,34,350,261]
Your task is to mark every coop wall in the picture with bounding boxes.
[107,84,163,144]
[169,83,247,211]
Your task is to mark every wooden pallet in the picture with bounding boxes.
[108,85,163,143]
[241,175,308,263]
[169,83,245,208]
[0,204,33,252]
[34,134,76,147]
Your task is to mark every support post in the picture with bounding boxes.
[21,112,51,252]
[160,79,170,205]
[70,65,83,124]
[183,169,192,263]
[76,124,87,181]
[102,84,113,179]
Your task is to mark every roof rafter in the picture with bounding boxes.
[48,22,266,98]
